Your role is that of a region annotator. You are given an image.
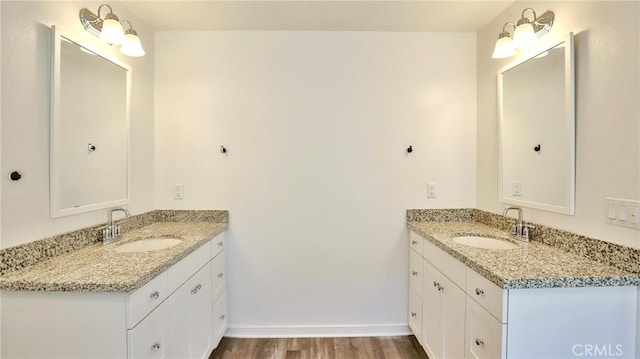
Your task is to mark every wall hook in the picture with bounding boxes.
[407,145,413,153]
[9,171,22,181]
[534,144,541,152]
[220,146,227,154]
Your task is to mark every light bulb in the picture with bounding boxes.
[120,33,145,57]
[100,16,125,45]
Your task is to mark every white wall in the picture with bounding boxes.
[0,1,155,248]
[155,31,477,335]
[477,1,640,248]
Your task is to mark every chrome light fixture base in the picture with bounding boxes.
[79,8,103,37]
[532,11,555,38]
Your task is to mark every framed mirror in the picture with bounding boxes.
[50,26,131,218]
[498,33,575,215]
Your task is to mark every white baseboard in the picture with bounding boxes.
[225,324,411,338]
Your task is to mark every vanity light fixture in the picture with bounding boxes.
[491,8,554,59]
[491,22,516,59]
[119,21,146,57]
[79,4,145,57]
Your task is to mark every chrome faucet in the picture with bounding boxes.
[103,208,131,244]
[502,206,533,242]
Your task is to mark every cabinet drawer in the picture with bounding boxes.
[212,291,228,349]
[212,232,226,258]
[466,268,507,322]
[127,304,164,359]
[168,241,212,293]
[212,250,226,302]
[408,288,422,341]
[409,231,424,257]
[409,250,423,294]
[465,297,506,359]
[423,238,466,288]
[127,271,168,328]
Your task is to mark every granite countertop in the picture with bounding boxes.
[0,222,227,293]
[408,221,640,289]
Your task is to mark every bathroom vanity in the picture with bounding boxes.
[408,218,639,359]
[0,216,228,359]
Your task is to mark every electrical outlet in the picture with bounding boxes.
[175,184,184,200]
[427,183,437,199]
[512,182,522,197]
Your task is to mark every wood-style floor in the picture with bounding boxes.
[209,336,429,359]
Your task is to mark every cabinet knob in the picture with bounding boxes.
[411,240,417,245]
[475,338,485,346]
[411,312,417,318]
[151,343,161,351]
[150,291,160,300]
[475,288,484,296]
[219,315,226,321]
[437,285,444,291]
[218,273,224,278]
[218,241,224,247]
[191,284,202,294]
[433,281,439,287]
[412,271,418,276]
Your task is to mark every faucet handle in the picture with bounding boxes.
[522,225,535,241]
[102,226,112,241]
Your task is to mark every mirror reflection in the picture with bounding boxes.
[51,27,130,217]
[498,34,575,215]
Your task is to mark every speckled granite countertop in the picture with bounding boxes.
[0,222,227,293]
[408,221,640,289]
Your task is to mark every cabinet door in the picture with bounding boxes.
[164,281,190,358]
[212,250,226,302]
[127,305,164,359]
[410,250,423,294]
[408,288,423,340]
[188,262,213,359]
[465,297,506,359]
[212,291,228,349]
[422,260,441,359]
[439,275,465,359]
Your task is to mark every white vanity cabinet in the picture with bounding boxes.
[408,230,639,359]
[1,232,228,359]
[415,233,465,359]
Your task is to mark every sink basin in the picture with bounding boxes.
[113,237,183,253]
[452,236,517,250]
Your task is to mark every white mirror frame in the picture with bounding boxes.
[50,25,131,218]
[498,32,575,215]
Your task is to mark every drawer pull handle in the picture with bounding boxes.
[151,343,161,351]
[411,240,418,245]
[475,288,484,296]
[433,281,439,287]
[475,339,484,346]
[191,284,202,294]
[437,284,444,291]
[219,315,226,321]
[411,312,417,318]
[218,241,224,247]
[150,291,160,300]
[218,273,224,278]
[412,271,418,276]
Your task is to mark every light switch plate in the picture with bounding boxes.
[427,183,437,199]
[175,184,184,200]
[606,198,640,229]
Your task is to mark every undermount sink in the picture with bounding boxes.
[113,237,183,253]
[453,235,518,250]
